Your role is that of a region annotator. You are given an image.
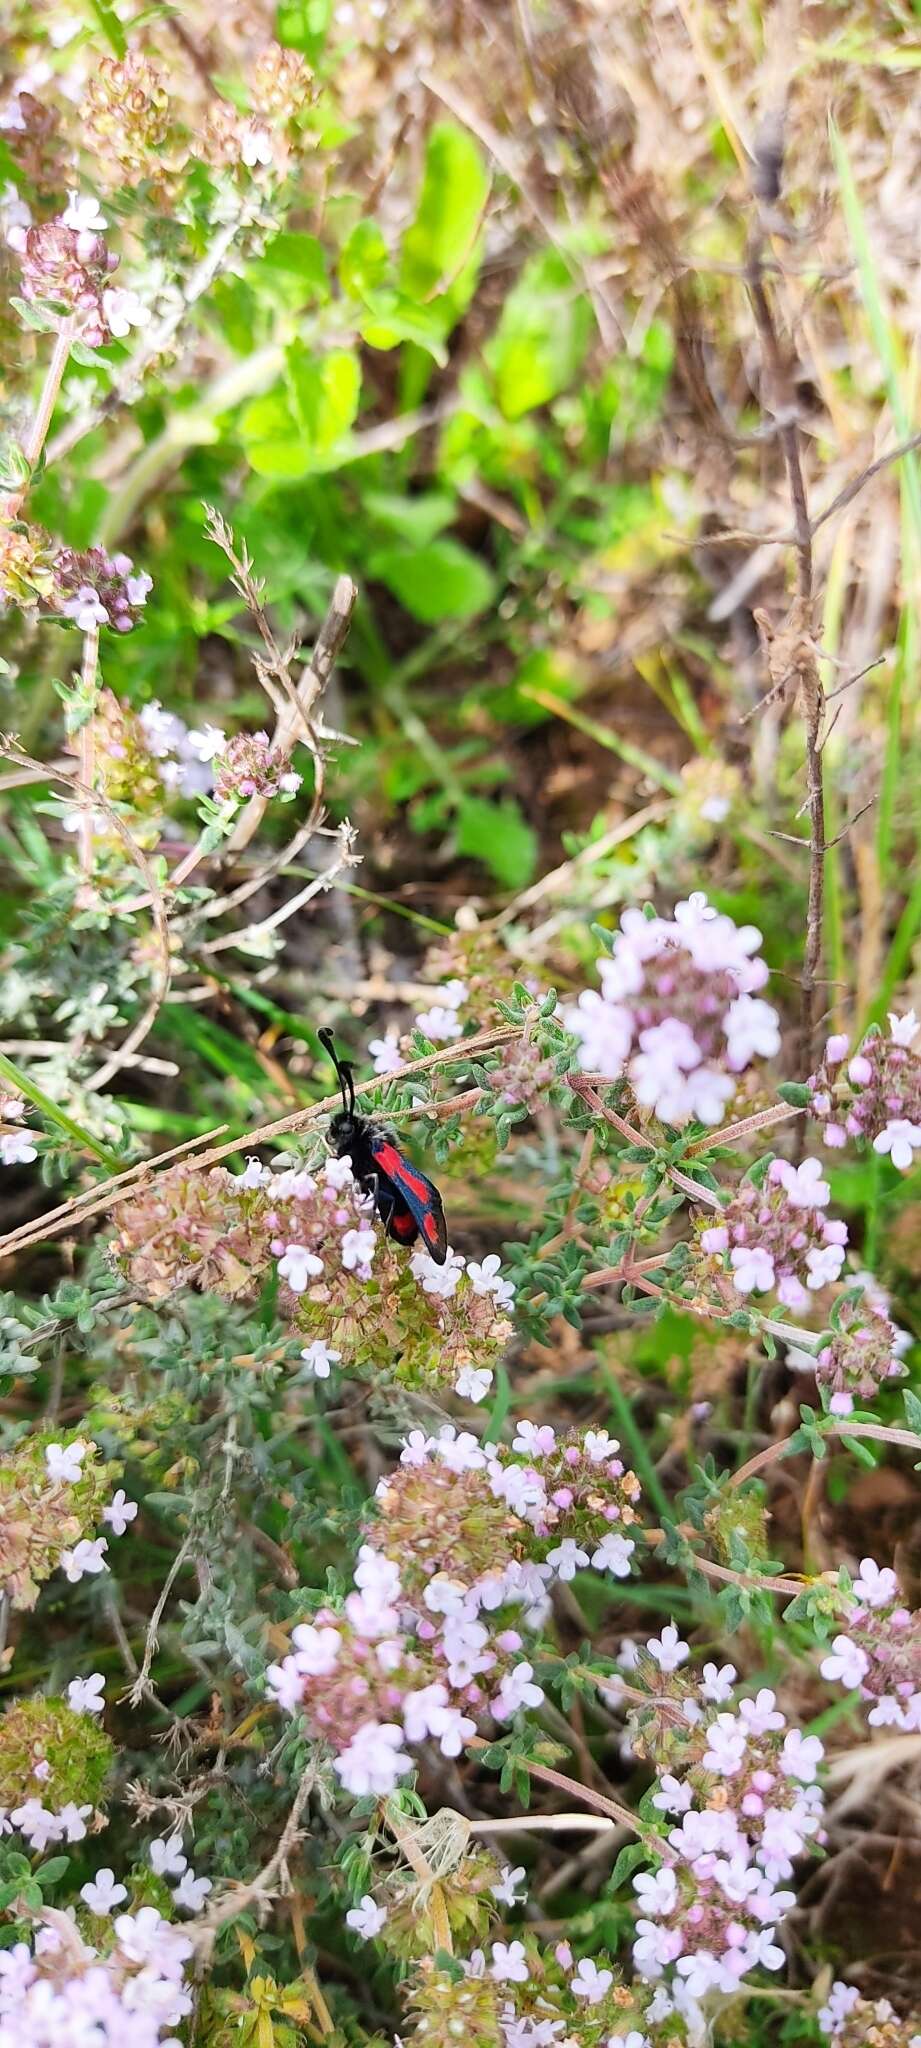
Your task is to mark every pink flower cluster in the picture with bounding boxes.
[697,1157,847,1306]
[51,545,152,633]
[0,1906,193,2048]
[807,1012,921,1171]
[267,1421,641,1796]
[563,893,780,1126]
[9,193,144,347]
[787,1292,909,1417]
[621,1639,825,2007]
[820,1559,921,1732]
[211,730,302,804]
[819,1981,921,2045]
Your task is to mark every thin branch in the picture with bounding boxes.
[123,1530,196,1707]
[188,1759,316,1944]
[730,1419,921,1491]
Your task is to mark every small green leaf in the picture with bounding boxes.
[369,538,495,622]
[286,342,361,449]
[340,220,389,300]
[486,249,591,418]
[456,795,538,890]
[400,121,489,317]
[364,490,456,547]
[275,0,332,57]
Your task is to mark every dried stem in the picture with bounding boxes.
[729,1418,921,1492]
[123,1529,196,1707]
[76,625,100,887]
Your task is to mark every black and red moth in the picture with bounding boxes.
[318,1028,448,1265]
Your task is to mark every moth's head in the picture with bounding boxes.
[326,1108,357,1155]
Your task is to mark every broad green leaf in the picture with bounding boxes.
[358,292,450,363]
[364,490,456,546]
[340,220,389,300]
[286,343,361,449]
[487,249,591,418]
[455,795,538,889]
[400,122,489,321]
[238,390,310,479]
[369,538,495,622]
[254,231,329,304]
[275,0,331,56]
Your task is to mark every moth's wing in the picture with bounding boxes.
[369,1135,448,1264]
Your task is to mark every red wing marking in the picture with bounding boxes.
[372,1139,432,1203]
[422,1212,440,1245]
[391,1210,416,1237]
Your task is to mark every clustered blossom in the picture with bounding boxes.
[807,1012,921,1171]
[405,1936,663,2048]
[694,1157,847,1308]
[0,1905,193,2048]
[51,544,152,633]
[137,701,217,798]
[487,1037,558,1112]
[202,43,314,177]
[111,1155,517,1402]
[267,1420,641,1795]
[787,1292,909,1416]
[820,1559,921,1733]
[0,1091,37,1167]
[819,1982,921,2046]
[609,1638,827,2015]
[563,893,780,1126]
[84,54,175,185]
[0,1430,130,1610]
[211,729,303,804]
[9,195,144,347]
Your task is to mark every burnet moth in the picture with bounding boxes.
[318,1027,449,1265]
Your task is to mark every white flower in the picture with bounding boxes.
[415,1004,463,1042]
[335,1721,412,1796]
[300,1339,341,1379]
[187,724,227,762]
[780,1729,824,1782]
[59,1801,92,1842]
[467,1254,515,1309]
[650,1773,693,1815]
[277,1243,323,1291]
[570,1958,613,2004]
[149,1834,188,1878]
[490,1940,529,1984]
[738,1688,785,1736]
[173,1869,213,1912]
[591,1533,635,1578]
[608,2035,650,2048]
[773,1157,831,1209]
[888,1010,919,1047]
[545,1538,589,1582]
[80,1868,127,1915]
[411,1245,464,1298]
[341,1224,376,1272]
[103,1489,138,1536]
[818,1983,861,2036]
[125,568,153,606]
[237,1157,269,1188]
[346,1893,387,1939]
[852,1557,899,1609]
[323,1154,354,1189]
[820,1635,870,1689]
[11,1801,64,1851]
[241,123,273,166]
[491,1864,527,1907]
[700,1661,737,1703]
[493,1662,544,1719]
[401,1682,449,1742]
[61,191,107,231]
[290,1622,342,1675]
[0,1129,37,1164]
[723,993,781,1066]
[102,286,146,337]
[429,1703,476,1757]
[563,990,632,1079]
[583,1428,618,1463]
[512,1421,556,1457]
[646,1625,690,1673]
[730,1245,775,1294]
[368,1032,402,1074]
[44,1440,87,1484]
[873,1119,921,1172]
[59,1536,108,1582]
[633,1866,678,1916]
[806,1244,846,1289]
[703,1714,748,1777]
[67,1672,105,1715]
[454,1364,493,1403]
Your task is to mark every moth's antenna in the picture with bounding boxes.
[318,1027,351,1119]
